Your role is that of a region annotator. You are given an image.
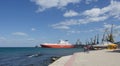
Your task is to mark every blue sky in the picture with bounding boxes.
[0,0,120,47]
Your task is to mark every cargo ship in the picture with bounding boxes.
[40,40,74,48]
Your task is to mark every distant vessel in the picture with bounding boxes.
[92,24,117,49]
[40,40,74,48]
[74,39,85,48]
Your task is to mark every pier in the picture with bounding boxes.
[49,49,120,66]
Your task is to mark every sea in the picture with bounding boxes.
[0,47,83,66]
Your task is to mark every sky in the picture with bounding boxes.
[0,0,120,47]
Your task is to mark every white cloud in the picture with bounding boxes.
[27,38,36,42]
[0,37,6,40]
[52,25,70,30]
[85,0,98,4]
[66,28,100,35]
[52,16,108,30]
[31,28,36,31]
[86,16,108,22]
[52,0,120,30]
[83,0,120,19]
[109,0,120,19]
[0,37,6,42]
[66,30,80,35]
[31,0,81,12]
[67,30,81,34]
[63,10,79,17]
[103,23,120,37]
[0,37,9,45]
[83,8,101,17]
[103,23,112,29]
[12,32,28,36]
[52,19,78,30]
[27,38,35,41]
[103,23,120,30]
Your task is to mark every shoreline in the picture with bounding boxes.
[49,49,120,66]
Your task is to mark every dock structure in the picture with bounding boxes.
[49,49,120,66]
[49,55,72,66]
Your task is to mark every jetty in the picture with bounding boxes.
[49,49,120,66]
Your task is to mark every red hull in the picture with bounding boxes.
[41,44,74,48]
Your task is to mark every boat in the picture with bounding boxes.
[92,41,117,49]
[92,24,118,49]
[40,40,74,48]
[74,39,85,48]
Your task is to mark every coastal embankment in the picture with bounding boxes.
[49,49,120,66]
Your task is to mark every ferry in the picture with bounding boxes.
[40,40,74,48]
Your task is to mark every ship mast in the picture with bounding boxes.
[96,34,99,44]
[93,36,96,45]
[102,28,107,43]
[76,39,81,45]
[108,24,114,42]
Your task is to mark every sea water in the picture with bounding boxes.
[0,47,83,66]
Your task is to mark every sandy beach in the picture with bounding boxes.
[49,49,120,66]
